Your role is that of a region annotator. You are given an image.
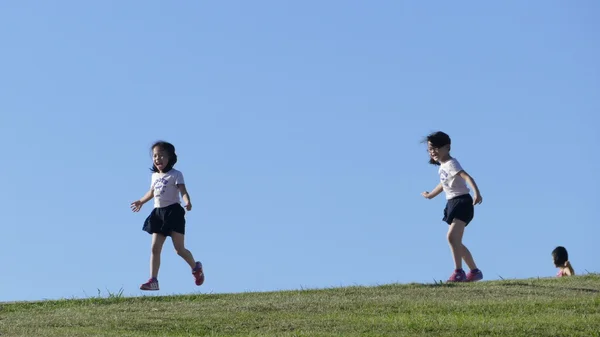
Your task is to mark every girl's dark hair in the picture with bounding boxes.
[552,246,569,267]
[150,141,178,173]
[421,131,451,166]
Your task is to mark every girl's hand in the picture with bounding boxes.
[185,203,192,211]
[473,193,483,205]
[421,191,431,199]
[130,200,143,212]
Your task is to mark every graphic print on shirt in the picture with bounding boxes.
[440,169,450,187]
[152,177,170,196]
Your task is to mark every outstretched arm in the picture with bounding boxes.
[458,171,482,205]
[131,189,154,212]
[422,183,443,199]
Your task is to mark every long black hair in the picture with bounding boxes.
[552,246,575,275]
[150,140,178,173]
[552,246,569,267]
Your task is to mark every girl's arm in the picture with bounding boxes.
[138,189,154,204]
[131,189,154,212]
[178,184,192,210]
[458,171,482,205]
[422,183,443,199]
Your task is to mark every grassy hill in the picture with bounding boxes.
[1,274,599,337]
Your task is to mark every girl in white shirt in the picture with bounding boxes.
[421,131,484,282]
[131,141,204,291]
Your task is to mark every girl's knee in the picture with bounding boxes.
[151,245,162,255]
[174,247,188,256]
[447,234,461,245]
[447,230,463,245]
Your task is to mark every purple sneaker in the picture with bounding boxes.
[447,269,467,282]
[467,269,483,282]
[192,261,204,286]
[140,278,159,291]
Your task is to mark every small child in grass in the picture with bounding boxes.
[552,246,574,277]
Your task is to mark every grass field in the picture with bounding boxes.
[1,274,599,337]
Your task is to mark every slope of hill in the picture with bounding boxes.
[1,274,599,336]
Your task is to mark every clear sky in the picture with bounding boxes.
[1,1,598,302]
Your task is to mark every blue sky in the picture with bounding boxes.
[1,1,598,302]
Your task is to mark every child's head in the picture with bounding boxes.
[552,246,569,267]
[150,141,178,173]
[423,131,451,165]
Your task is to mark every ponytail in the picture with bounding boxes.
[565,261,575,276]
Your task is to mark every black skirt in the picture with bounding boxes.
[442,194,474,226]
[142,203,186,236]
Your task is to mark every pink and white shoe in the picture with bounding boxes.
[140,278,159,291]
[467,269,483,282]
[192,262,204,286]
[447,269,467,282]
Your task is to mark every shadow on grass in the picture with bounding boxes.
[499,282,599,293]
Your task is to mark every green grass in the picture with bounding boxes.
[1,275,599,337]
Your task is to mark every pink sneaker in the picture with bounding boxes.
[447,269,467,282]
[466,269,483,282]
[140,278,159,291]
[192,262,204,286]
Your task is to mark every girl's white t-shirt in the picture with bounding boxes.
[151,169,185,208]
[438,158,470,199]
